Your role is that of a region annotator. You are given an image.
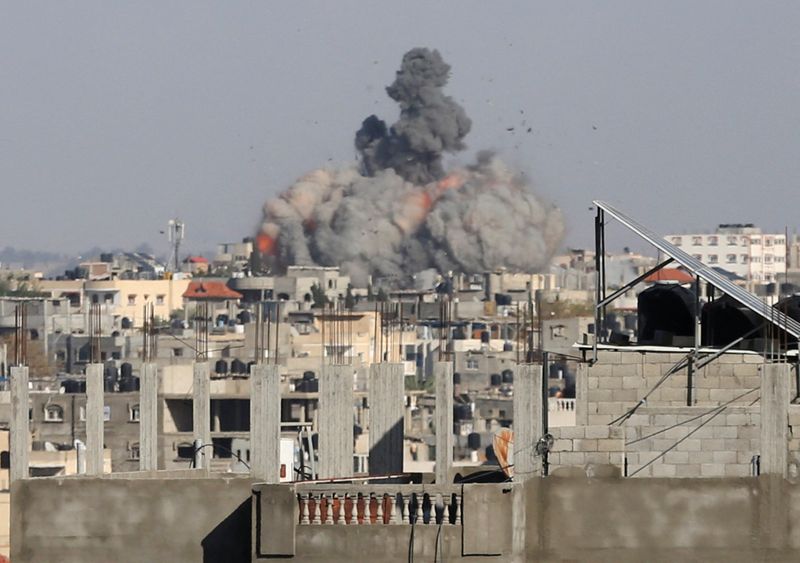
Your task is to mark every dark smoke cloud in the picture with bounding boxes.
[259,48,564,285]
[355,48,471,185]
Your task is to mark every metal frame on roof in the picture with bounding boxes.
[591,200,800,365]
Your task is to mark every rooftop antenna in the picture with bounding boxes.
[166,219,185,273]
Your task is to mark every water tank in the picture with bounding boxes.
[453,404,471,421]
[120,317,132,329]
[495,293,512,306]
[467,432,481,450]
[230,359,246,375]
[215,359,228,375]
[305,379,319,393]
[120,363,133,379]
[490,373,501,387]
[637,284,696,345]
[501,369,514,384]
[453,372,461,385]
[62,379,80,393]
[702,295,763,348]
[303,371,316,381]
[215,314,229,327]
[238,310,252,324]
[119,376,140,392]
[503,341,513,352]
[480,331,490,344]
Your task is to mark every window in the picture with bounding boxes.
[776,237,785,245]
[173,347,184,358]
[129,442,140,461]
[765,255,773,264]
[693,254,702,261]
[127,294,136,306]
[726,254,736,264]
[740,255,749,264]
[44,404,64,422]
[156,295,165,305]
[671,237,682,246]
[692,236,702,246]
[726,236,737,246]
[92,294,99,304]
[776,256,785,263]
[708,236,718,246]
[144,294,150,302]
[129,404,140,423]
[752,256,762,263]
[104,293,114,304]
[466,358,479,370]
[0,451,9,469]
[104,405,111,422]
[764,238,773,247]
[708,254,718,264]
[751,238,761,245]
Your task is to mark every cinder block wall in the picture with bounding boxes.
[548,425,624,473]
[582,351,765,426]
[624,406,760,478]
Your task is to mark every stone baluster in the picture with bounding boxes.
[348,494,357,525]
[311,493,321,524]
[415,494,424,525]
[323,493,333,525]
[364,493,372,525]
[334,493,343,525]
[455,494,462,525]
[441,494,451,525]
[300,494,310,525]
[389,494,399,525]
[375,493,384,524]
[401,495,410,525]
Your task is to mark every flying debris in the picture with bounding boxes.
[257,48,564,285]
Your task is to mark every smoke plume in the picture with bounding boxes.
[258,48,564,285]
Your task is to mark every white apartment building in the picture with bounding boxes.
[666,224,786,285]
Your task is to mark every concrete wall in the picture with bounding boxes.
[583,350,764,426]
[624,406,760,478]
[548,425,624,475]
[11,474,255,563]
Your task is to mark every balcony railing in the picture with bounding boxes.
[295,484,462,526]
[549,398,575,412]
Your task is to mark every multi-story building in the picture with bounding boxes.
[666,224,786,286]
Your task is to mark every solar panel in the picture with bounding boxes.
[594,200,800,339]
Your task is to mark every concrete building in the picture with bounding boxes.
[667,224,787,286]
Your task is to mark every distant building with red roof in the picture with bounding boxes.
[183,281,242,301]
[182,256,209,275]
[644,268,694,284]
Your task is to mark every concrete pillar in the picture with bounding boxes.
[10,366,29,483]
[760,363,790,477]
[368,363,405,476]
[192,361,211,469]
[434,362,453,484]
[85,363,105,475]
[575,362,589,426]
[250,364,281,482]
[513,363,544,481]
[139,363,158,472]
[318,365,353,479]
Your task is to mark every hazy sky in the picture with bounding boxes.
[2,2,799,257]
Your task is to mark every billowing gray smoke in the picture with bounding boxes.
[355,48,471,185]
[259,48,564,285]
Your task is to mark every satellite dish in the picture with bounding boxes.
[492,428,514,478]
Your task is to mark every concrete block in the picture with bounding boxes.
[653,414,678,426]
[724,464,750,477]
[726,414,749,426]
[742,354,765,364]
[664,451,689,464]
[675,464,702,477]
[596,351,621,364]
[713,425,738,439]
[712,451,737,464]
[733,363,759,377]
[587,376,600,390]
[612,389,638,402]
[701,439,725,451]
[626,414,649,427]
[585,426,610,439]
[613,363,638,377]
[652,439,674,451]
[557,426,585,439]
[608,452,624,466]
[609,426,624,440]
[584,452,612,464]
[589,389,613,402]
[690,425,715,439]
[597,439,622,452]
[693,451,714,463]
[658,388,686,402]
[603,376,623,390]
[597,402,623,415]
[677,439,702,452]
[651,463,677,477]
[710,389,735,403]
[587,414,610,425]
[559,452,586,466]
[724,438,751,451]
[665,426,690,440]
[700,463,726,477]
[642,363,663,378]
[573,439,598,452]
[552,439,573,452]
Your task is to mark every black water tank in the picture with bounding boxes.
[453,372,461,385]
[62,379,80,393]
[230,359,246,375]
[119,376,140,392]
[503,341,513,352]
[120,363,133,379]
[215,359,228,375]
[702,295,763,348]
[495,293,512,306]
[637,284,696,345]
[490,373,501,387]
[303,371,315,381]
[501,369,514,384]
[121,317,132,329]
[467,432,481,450]
[238,310,252,324]
[480,331,490,344]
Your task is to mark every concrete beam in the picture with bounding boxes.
[434,361,453,484]
[368,363,405,476]
[192,361,211,469]
[760,363,790,477]
[250,364,281,482]
[139,363,158,472]
[513,363,544,481]
[318,365,353,479]
[85,363,105,475]
[10,366,29,483]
